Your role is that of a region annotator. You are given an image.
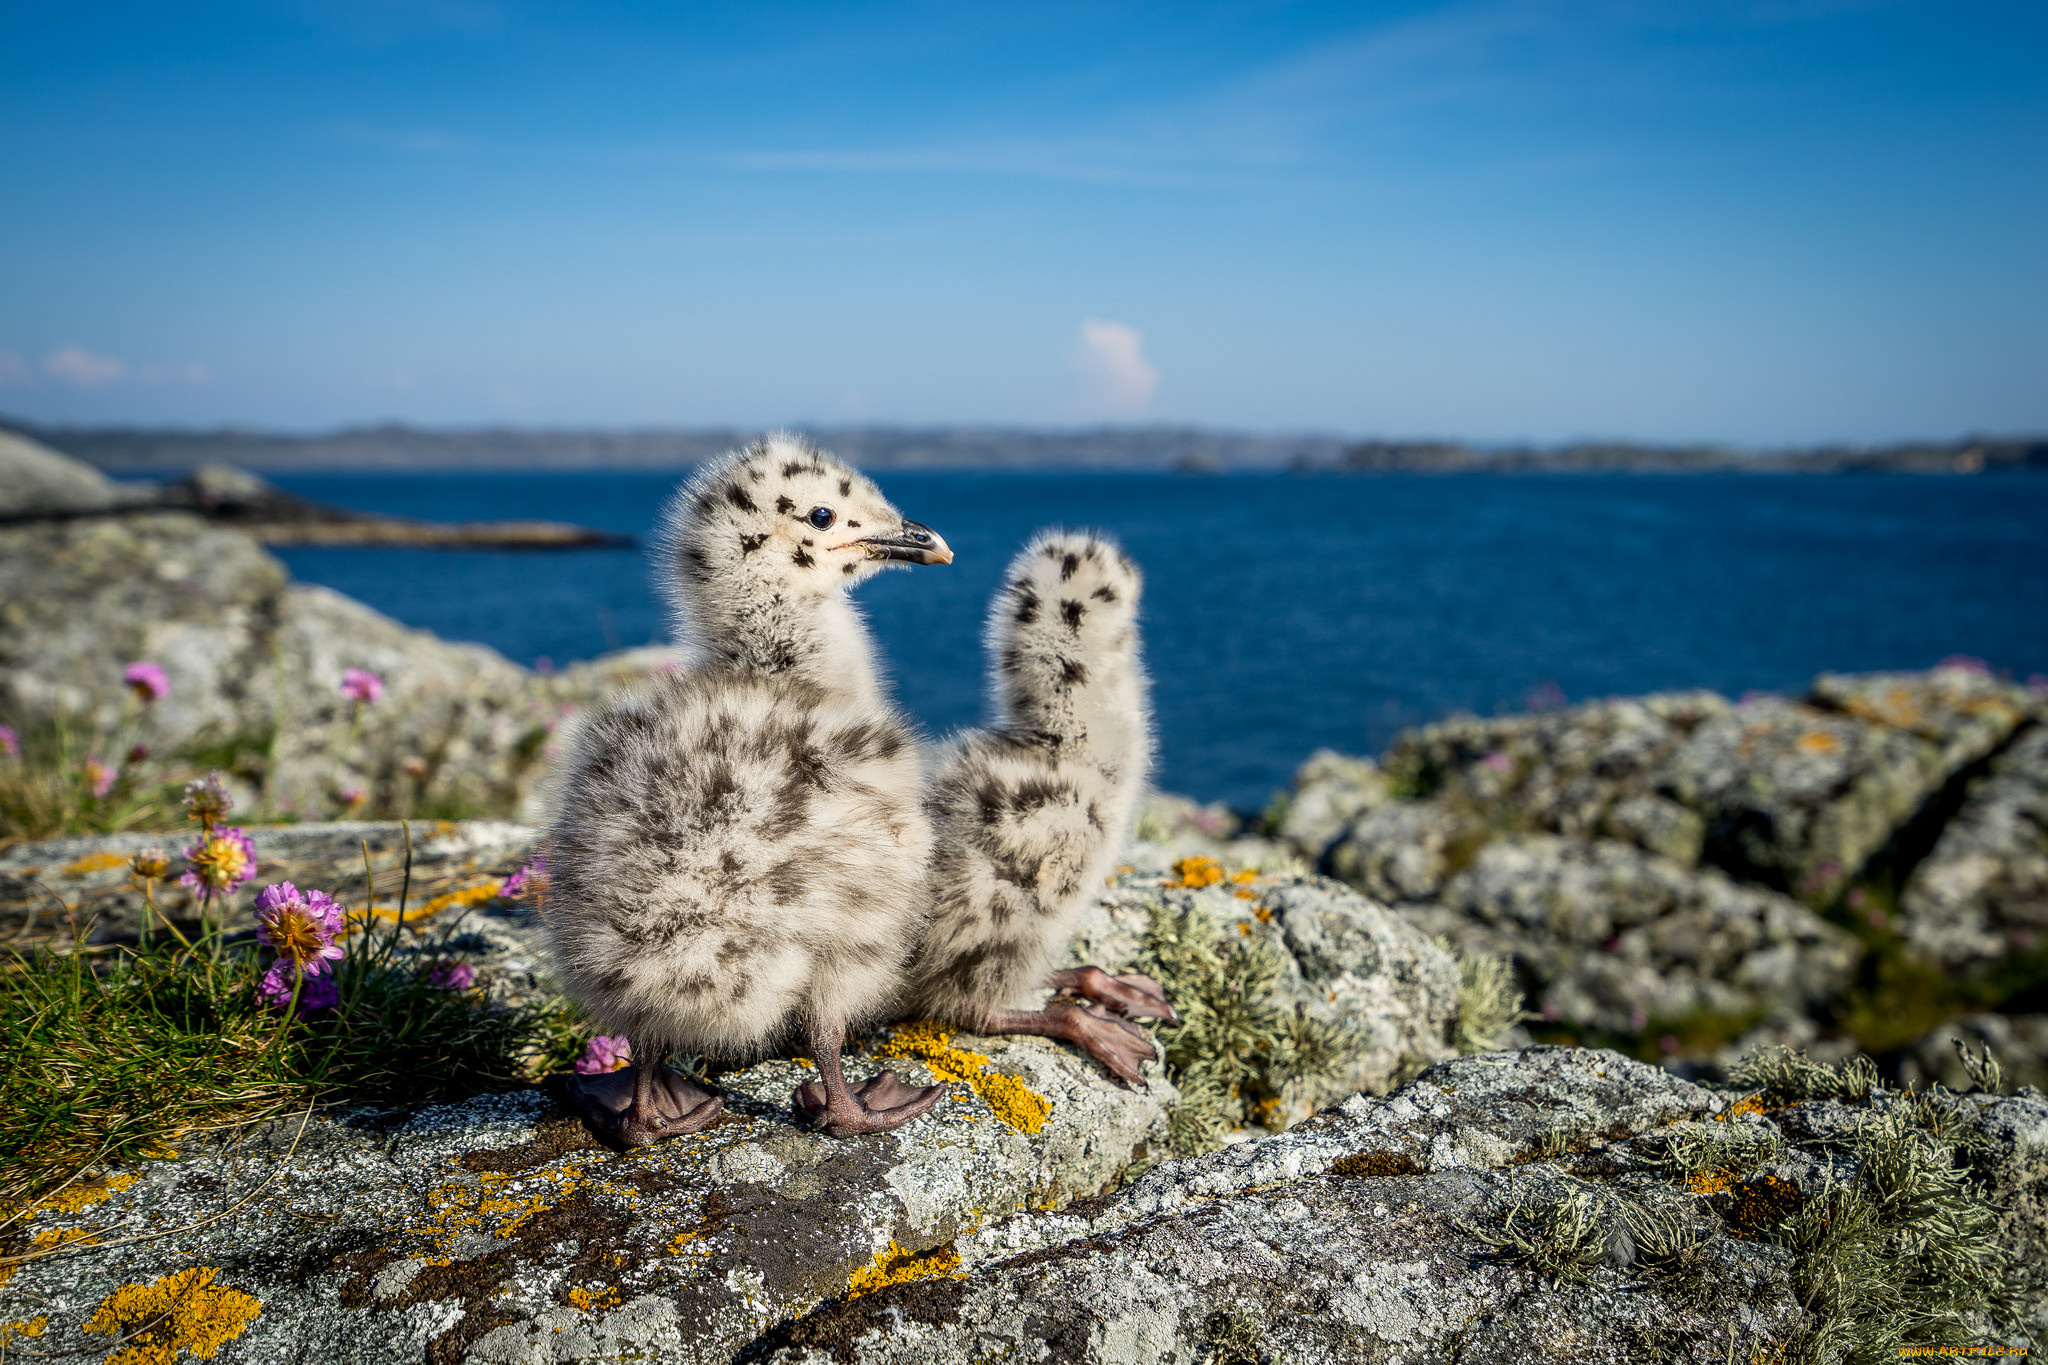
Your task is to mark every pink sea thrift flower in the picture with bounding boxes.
[1481,750,1513,773]
[500,857,547,900]
[124,661,171,703]
[575,1035,632,1075]
[258,959,340,1015]
[254,881,345,975]
[84,759,116,798]
[181,826,257,896]
[425,961,475,990]
[1936,654,1990,675]
[340,668,385,704]
[0,726,16,757]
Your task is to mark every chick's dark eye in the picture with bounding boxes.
[807,506,835,530]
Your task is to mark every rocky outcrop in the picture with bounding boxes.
[762,1048,2048,1362]
[1899,725,2048,967]
[0,1034,1173,1365]
[0,503,675,825]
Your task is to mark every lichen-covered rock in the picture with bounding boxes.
[1273,748,1389,861]
[1066,872,1462,1122]
[0,508,676,825]
[1406,834,1859,1036]
[1325,798,1482,903]
[0,1032,1172,1364]
[1669,678,2031,904]
[761,1048,2047,1363]
[1898,725,2048,967]
[0,427,153,516]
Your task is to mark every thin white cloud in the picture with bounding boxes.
[45,345,126,387]
[1075,319,1159,417]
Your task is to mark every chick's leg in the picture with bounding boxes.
[992,1000,1156,1088]
[569,1042,723,1147]
[793,1018,946,1137]
[1046,965,1179,1024]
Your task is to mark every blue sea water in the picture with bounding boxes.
[267,471,2048,810]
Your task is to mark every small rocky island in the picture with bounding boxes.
[1,431,2043,1361]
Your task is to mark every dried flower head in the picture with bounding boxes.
[574,1035,632,1075]
[127,743,149,764]
[130,847,172,880]
[123,661,171,703]
[340,668,385,704]
[253,881,345,975]
[257,959,340,1016]
[181,827,256,897]
[182,773,233,826]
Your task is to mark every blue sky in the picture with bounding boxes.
[1,1,2042,443]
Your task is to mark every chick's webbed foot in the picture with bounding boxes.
[1047,965,1179,1024]
[995,1000,1157,1087]
[793,1020,946,1138]
[569,1058,723,1148]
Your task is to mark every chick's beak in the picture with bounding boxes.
[858,519,953,565]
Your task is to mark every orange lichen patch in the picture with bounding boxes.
[1841,686,1924,731]
[1252,906,1274,923]
[0,1316,48,1345]
[1169,856,1225,889]
[667,1228,712,1256]
[565,1285,621,1314]
[1230,869,1259,885]
[414,1166,583,1253]
[876,1022,1051,1134]
[82,1267,260,1365]
[1716,1093,1770,1122]
[62,851,132,877]
[1796,731,1841,755]
[847,1239,963,1296]
[10,1171,138,1221]
[1234,890,1259,900]
[356,877,505,927]
[1687,1168,1737,1196]
[1725,1174,1800,1238]
[1235,922,1252,936]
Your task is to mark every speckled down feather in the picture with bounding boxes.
[904,530,1152,1025]
[542,436,937,1057]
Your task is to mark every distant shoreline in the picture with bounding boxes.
[5,417,2043,477]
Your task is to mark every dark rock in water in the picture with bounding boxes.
[1899,725,2048,967]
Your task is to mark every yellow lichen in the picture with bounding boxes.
[0,1228,99,1288]
[356,877,505,927]
[1170,856,1225,889]
[565,1285,621,1314]
[1234,889,1258,900]
[1687,1169,1737,1196]
[63,851,131,877]
[1717,1093,1770,1122]
[0,1316,48,1344]
[847,1239,962,1296]
[82,1268,260,1365]
[1797,731,1840,755]
[876,1022,1052,1134]
[1230,869,1259,884]
[12,1171,138,1220]
[413,1165,582,1253]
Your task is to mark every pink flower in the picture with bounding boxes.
[180,827,257,896]
[340,668,385,704]
[1936,654,1990,675]
[0,726,15,758]
[85,759,116,798]
[1481,750,1513,773]
[124,661,171,702]
[1629,1008,1649,1031]
[534,656,554,675]
[253,881,345,975]
[424,961,475,990]
[258,959,340,1015]
[500,857,547,900]
[336,786,365,807]
[2028,673,2048,698]
[574,1035,632,1075]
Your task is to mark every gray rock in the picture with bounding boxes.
[1897,1013,2048,1094]
[0,508,677,826]
[0,427,152,516]
[0,1032,1172,1364]
[1326,798,1482,903]
[1898,725,2048,967]
[1408,834,1859,1035]
[760,1047,2047,1362]
[1274,748,1389,861]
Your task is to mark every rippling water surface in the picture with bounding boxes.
[268,471,2048,808]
